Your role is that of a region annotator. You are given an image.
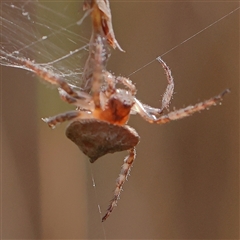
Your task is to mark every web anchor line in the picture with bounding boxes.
[127,6,240,78]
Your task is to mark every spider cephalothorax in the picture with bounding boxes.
[1,0,229,222]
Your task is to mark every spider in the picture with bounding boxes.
[2,34,229,222]
[1,0,229,222]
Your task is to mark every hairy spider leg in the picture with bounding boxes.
[116,57,174,116]
[89,36,129,109]
[43,111,93,129]
[0,51,83,101]
[134,89,230,124]
[81,0,123,92]
[104,72,117,97]
[58,88,92,108]
[81,34,110,93]
[0,51,94,106]
[5,56,97,128]
[91,36,106,108]
[157,57,174,112]
[102,147,136,222]
[116,76,137,95]
[0,52,98,128]
[26,64,80,99]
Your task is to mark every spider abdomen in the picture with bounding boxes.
[66,119,140,163]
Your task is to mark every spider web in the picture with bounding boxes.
[0,0,90,86]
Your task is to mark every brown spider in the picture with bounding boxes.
[2,34,229,221]
[1,0,229,222]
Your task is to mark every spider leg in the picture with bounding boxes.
[81,34,110,92]
[3,51,82,100]
[116,76,137,95]
[81,0,124,91]
[0,47,89,102]
[103,71,116,97]
[58,88,93,110]
[89,36,116,109]
[116,57,173,113]
[102,147,136,222]
[141,104,163,116]
[130,102,162,116]
[135,89,230,124]
[156,57,174,113]
[91,37,105,108]
[42,110,92,129]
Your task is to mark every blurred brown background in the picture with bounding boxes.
[1,1,239,239]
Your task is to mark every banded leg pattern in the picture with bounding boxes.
[102,147,136,222]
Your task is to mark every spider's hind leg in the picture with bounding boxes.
[102,147,136,222]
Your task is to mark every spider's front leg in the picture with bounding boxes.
[117,57,174,115]
[157,57,174,113]
[2,51,84,102]
[116,76,137,95]
[91,36,106,109]
[134,89,230,124]
[23,60,83,99]
[102,147,136,222]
